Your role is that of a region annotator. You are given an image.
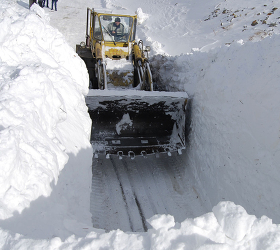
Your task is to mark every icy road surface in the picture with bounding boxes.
[90,153,208,232]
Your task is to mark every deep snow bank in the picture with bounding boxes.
[152,36,280,223]
[0,0,92,237]
[1,201,280,249]
[189,37,280,223]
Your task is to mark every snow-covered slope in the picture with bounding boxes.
[150,37,280,222]
[0,0,280,249]
[0,0,93,239]
[186,38,280,221]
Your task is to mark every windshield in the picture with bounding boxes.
[99,15,134,42]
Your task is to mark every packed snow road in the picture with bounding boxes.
[90,152,208,232]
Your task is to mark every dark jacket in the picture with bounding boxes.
[107,22,125,37]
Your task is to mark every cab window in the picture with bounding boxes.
[93,15,102,40]
[100,15,134,42]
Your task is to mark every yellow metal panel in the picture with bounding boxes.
[105,48,128,59]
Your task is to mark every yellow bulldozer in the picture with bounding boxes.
[76,8,188,159]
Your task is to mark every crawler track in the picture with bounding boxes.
[90,153,208,232]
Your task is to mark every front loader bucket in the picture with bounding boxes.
[86,90,188,157]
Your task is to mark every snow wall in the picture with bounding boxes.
[0,1,280,249]
[189,39,280,223]
[0,1,93,237]
[152,38,280,223]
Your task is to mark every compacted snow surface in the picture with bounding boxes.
[0,0,280,249]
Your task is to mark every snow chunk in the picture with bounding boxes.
[147,214,175,230]
[105,58,133,71]
[213,201,256,241]
[136,8,149,25]
[116,113,133,135]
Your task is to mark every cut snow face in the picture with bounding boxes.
[0,0,92,238]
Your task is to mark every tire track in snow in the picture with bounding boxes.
[91,156,132,232]
[144,155,185,219]
[120,158,153,231]
[109,156,137,231]
[156,154,192,221]
[90,152,208,232]
[91,158,106,229]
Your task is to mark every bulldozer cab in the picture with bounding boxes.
[87,10,137,58]
[93,14,136,43]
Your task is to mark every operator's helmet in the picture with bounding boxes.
[115,17,121,22]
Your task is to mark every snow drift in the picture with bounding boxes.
[1,201,280,249]
[0,0,92,232]
[152,37,280,222]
